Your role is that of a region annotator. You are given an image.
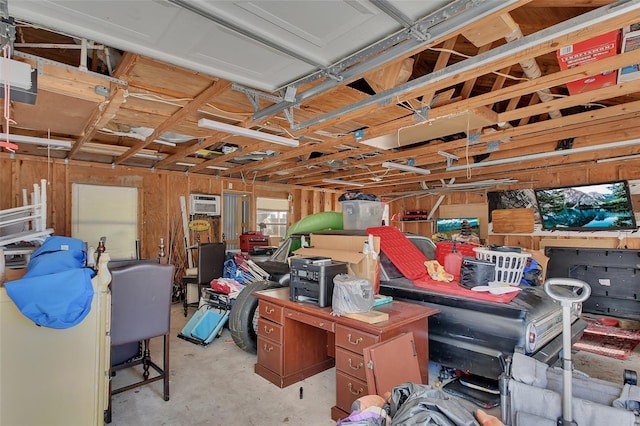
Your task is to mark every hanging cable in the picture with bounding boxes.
[465,111,471,179]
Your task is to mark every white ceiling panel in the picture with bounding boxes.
[8,0,452,91]
[386,0,453,21]
[185,20,310,82]
[10,1,182,46]
[197,0,392,62]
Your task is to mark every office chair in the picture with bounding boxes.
[105,262,175,423]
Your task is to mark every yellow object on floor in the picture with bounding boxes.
[424,260,454,282]
[476,409,505,426]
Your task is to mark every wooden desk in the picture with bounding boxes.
[254,287,438,421]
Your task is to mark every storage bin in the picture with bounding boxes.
[473,247,529,286]
[340,200,384,230]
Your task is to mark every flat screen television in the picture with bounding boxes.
[534,181,637,231]
[436,217,480,240]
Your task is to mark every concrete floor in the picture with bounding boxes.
[109,304,640,426]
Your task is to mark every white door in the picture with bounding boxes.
[72,184,138,260]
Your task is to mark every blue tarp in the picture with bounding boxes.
[5,236,95,329]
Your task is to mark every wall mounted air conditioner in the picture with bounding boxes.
[190,194,220,216]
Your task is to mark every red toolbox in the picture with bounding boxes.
[239,231,269,253]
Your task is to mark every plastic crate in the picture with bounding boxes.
[367,225,427,280]
[473,247,529,285]
[341,200,384,230]
[435,241,478,266]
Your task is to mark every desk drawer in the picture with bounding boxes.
[259,300,284,324]
[256,336,282,375]
[336,370,369,413]
[257,318,283,344]
[284,308,335,333]
[335,347,366,381]
[335,325,378,354]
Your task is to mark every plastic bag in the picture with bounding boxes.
[389,383,479,426]
[521,258,542,286]
[338,192,380,202]
[331,274,374,316]
[210,277,243,295]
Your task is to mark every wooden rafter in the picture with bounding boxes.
[116,79,233,164]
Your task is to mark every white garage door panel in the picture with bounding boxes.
[213,0,384,52]
[8,0,454,91]
[72,184,138,261]
[10,0,181,44]
[183,18,310,80]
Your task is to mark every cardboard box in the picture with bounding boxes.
[2,267,27,284]
[557,30,619,95]
[618,30,640,83]
[293,234,380,292]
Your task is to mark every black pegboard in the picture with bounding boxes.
[545,247,640,320]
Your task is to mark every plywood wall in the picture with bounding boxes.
[383,164,640,250]
[0,153,341,260]
[6,153,640,256]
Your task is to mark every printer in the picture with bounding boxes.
[289,256,348,307]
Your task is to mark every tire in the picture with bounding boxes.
[229,280,278,353]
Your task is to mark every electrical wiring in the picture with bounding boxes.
[204,103,252,117]
[126,91,192,107]
[364,164,389,182]
[539,91,607,109]
[465,111,472,179]
[98,127,149,141]
[269,122,296,138]
[313,130,349,138]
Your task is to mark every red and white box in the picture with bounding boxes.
[557,30,620,95]
[618,30,640,83]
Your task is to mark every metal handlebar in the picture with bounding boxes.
[543,278,591,305]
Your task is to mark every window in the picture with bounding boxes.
[256,197,289,238]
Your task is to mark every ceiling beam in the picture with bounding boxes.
[291,1,640,132]
[253,0,529,121]
[116,79,232,164]
[285,100,640,186]
[67,53,138,159]
[247,45,640,181]
[68,85,127,159]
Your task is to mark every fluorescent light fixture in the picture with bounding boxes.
[79,143,165,160]
[382,161,431,175]
[322,178,365,187]
[596,154,640,163]
[0,133,71,148]
[446,139,640,172]
[176,162,196,167]
[206,165,229,170]
[198,118,299,147]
